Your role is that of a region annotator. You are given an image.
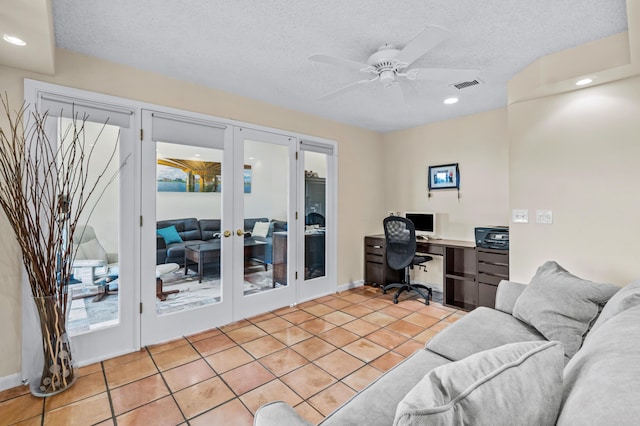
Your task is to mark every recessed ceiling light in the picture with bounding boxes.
[194,153,201,157]
[3,34,26,46]
[576,78,593,86]
[444,97,459,105]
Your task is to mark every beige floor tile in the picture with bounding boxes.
[294,401,325,425]
[259,348,309,376]
[314,349,365,379]
[318,327,360,347]
[116,395,184,426]
[147,337,189,355]
[104,354,158,389]
[45,371,106,411]
[271,325,313,345]
[301,303,335,317]
[151,344,201,371]
[0,393,43,425]
[281,310,316,325]
[379,304,413,319]
[419,304,455,319]
[361,311,398,327]
[307,382,356,416]
[340,293,370,304]
[77,363,102,377]
[248,311,277,323]
[254,317,293,334]
[298,318,337,335]
[429,321,451,332]
[342,365,384,392]
[225,324,268,344]
[385,319,425,338]
[110,374,169,416]
[280,364,336,399]
[341,318,380,336]
[340,304,375,318]
[0,385,30,403]
[174,376,235,419]
[191,333,237,356]
[413,328,438,344]
[189,398,253,426]
[162,359,216,392]
[364,328,408,350]
[394,339,425,357]
[291,337,337,361]
[240,379,303,414]
[241,335,286,359]
[205,346,254,374]
[321,297,353,310]
[219,319,251,332]
[403,312,440,328]
[370,351,405,372]
[12,414,43,426]
[221,361,276,395]
[43,393,111,426]
[185,327,222,343]
[342,338,388,363]
[321,311,357,326]
[102,349,149,370]
[359,298,389,310]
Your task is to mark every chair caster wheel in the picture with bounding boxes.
[382,289,387,294]
[393,298,399,304]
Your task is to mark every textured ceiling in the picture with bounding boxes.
[49,0,628,133]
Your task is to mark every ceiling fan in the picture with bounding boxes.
[309,25,479,100]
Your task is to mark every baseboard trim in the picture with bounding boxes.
[0,373,24,392]
[337,280,364,293]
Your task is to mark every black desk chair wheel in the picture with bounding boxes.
[381,216,433,305]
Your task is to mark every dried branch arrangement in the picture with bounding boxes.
[0,94,119,395]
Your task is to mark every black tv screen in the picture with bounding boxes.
[405,213,435,233]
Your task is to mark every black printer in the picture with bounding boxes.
[475,226,509,250]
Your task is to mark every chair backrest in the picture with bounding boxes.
[306,212,325,226]
[72,225,108,263]
[383,216,416,271]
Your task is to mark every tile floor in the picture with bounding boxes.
[0,286,464,426]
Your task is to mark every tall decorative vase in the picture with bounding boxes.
[30,295,77,397]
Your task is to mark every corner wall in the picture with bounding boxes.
[0,49,385,379]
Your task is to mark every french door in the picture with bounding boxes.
[140,110,235,345]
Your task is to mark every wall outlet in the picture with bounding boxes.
[512,209,529,223]
[388,211,396,217]
[536,209,553,224]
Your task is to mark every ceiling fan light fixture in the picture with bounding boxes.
[379,70,395,84]
[576,78,593,86]
[444,97,459,105]
[3,34,26,46]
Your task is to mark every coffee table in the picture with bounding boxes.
[184,238,267,283]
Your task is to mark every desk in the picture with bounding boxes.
[364,235,509,311]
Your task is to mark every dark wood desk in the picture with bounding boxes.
[273,231,326,287]
[364,235,508,311]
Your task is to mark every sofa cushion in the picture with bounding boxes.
[557,304,640,425]
[320,349,450,426]
[157,218,201,241]
[244,217,269,232]
[587,280,639,336]
[512,261,619,358]
[269,219,288,236]
[394,341,564,426]
[252,221,270,238]
[157,225,183,245]
[198,219,221,240]
[426,307,545,362]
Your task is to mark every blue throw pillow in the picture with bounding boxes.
[157,225,183,245]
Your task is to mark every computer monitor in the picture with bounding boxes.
[404,212,436,237]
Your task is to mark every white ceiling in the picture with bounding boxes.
[8,1,631,132]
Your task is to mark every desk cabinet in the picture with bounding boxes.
[476,248,510,308]
[364,236,402,286]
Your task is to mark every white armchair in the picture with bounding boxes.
[72,225,119,302]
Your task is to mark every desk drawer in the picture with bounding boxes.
[365,246,384,257]
[478,262,509,277]
[478,250,508,265]
[366,253,384,263]
[478,273,505,286]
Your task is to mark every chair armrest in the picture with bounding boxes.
[72,259,108,269]
[254,401,313,426]
[107,252,118,264]
[494,280,527,315]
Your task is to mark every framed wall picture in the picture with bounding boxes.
[428,163,460,190]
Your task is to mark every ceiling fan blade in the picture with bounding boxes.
[309,53,370,72]
[318,77,378,100]
[395,25,451,66]
[411,68,479,82]
[398,80,421,105]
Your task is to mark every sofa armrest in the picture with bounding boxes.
[494,280,527,315]
[254,401,313,426]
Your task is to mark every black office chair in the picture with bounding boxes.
[382,216,433,305]
[306,212,325,227]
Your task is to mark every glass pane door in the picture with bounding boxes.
[232,128,296,320]
[141,110,233,345]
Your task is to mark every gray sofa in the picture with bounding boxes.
[156,217,287,265]
[255,261,640,425]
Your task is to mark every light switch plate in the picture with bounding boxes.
[536,209,553,224]
[512,209,529,223]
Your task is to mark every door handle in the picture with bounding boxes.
[236,229,244,236]
[223,230,231,238]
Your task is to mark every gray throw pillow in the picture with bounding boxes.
[587,280,639,336]
[512,261,619,358]
[394,341,564,426]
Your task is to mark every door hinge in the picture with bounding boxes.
[140,216,143,226]
[295,152,298,160]
[140,129,143,141]
[295,271,298,280]
[295,211,298,220]
[140,302,143,314]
